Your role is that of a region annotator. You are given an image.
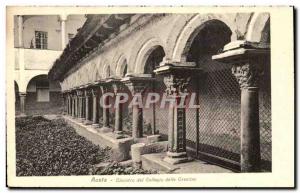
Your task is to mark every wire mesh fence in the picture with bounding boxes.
[151,60,271,171]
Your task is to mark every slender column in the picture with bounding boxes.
[100,85,110,128]
[73,94,76,117]
[91,87,99,127]
[61,93,66,115]
[19,92,26,116]
[212,40,270,172]
[71,94,75,117]
[59,15,67,50]
[132,103,143,138]
[77,90,85,122]
[84,89,92,125]
[17,15,23,48]
[232,63,262,172]
[68,94,71,115]
[154,62,201,165]
[75,93,79,118]
[110,79,125,139]
[122,75,154,139]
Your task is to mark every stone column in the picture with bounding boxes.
[59,15,67,50]
[212,40,270,172]
[19,92,26,116]
[154,62,201,165]
[91,86,100,127]
[61,93,66,115]
[71,93,75,117]
[77,90,85,122]
[73,93,77,117]
[84,88,92,125]
[122,74,154,140]
[75,92,78,118]
[100,84,110,129]
[107,78,125,139]
[68,93,72,115]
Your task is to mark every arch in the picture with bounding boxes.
[14,81,20,104]
[115,54,128,77]
[133,37,165,74]
[26,74,50,91]
[170,14,233,62]
[23,72,48,92]
[246,13,270,43]
[101,59,111,78]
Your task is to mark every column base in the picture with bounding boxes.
[98,126,113,133]
[78,118,85,122]
[19,113,26,117]
[163,151,190,165]
[114,131,125,139]
[84,120,92,125]
[91,123,99,128]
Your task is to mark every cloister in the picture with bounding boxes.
[48,13,271,172]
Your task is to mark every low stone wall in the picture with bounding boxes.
[64,116,133,162]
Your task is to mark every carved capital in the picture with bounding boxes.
[76,90,84,96]
[126,82,148,95]
[231,61,263,89]
[85,89,92,96]
[91,87,99,96]
[164,74,191,96]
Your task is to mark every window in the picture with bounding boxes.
[37,88,50,102]
[36,79,50,102]
[35,31,48,49]
[68,33,74,42]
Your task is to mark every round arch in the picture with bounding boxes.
[26,74,49,91]
[133,37,165,74]
[101,59,111,78]
[246,13,270,43]
[24,73,48,92]
[115,54,128,77]
[169,14,233,62]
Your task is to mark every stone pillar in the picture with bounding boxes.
[68,93,72,115]
[154,62,201,165]
[91,86,100,127]
[17,15,23,48]
[19,92,26,116]
[73,93,77,117]
[212,40,270,172]
[59,15,67,50]
[77,90,85,122]
[107,78,125,139]
[75,93,78,117]
[122,74,154,140]
[71,93,75,117]
[84,88,92,125]
[100,84,110,128]
[61,93,66,115]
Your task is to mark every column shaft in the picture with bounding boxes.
[103,94,110,127]
[132,104,143,138]
[19,93,26,115]
[84,91,91,125]
[241,88,261,172]
[92,94,99,126]
[114,95,123,132]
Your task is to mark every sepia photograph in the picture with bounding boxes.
[6,6,294,188]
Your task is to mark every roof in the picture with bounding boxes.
[48,14,133,81]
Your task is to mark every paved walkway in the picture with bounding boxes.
[142,152,233,173]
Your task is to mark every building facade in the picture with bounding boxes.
[14,15,86,115]
[49,13,271,172]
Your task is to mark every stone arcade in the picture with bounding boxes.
[48,13,271,172]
